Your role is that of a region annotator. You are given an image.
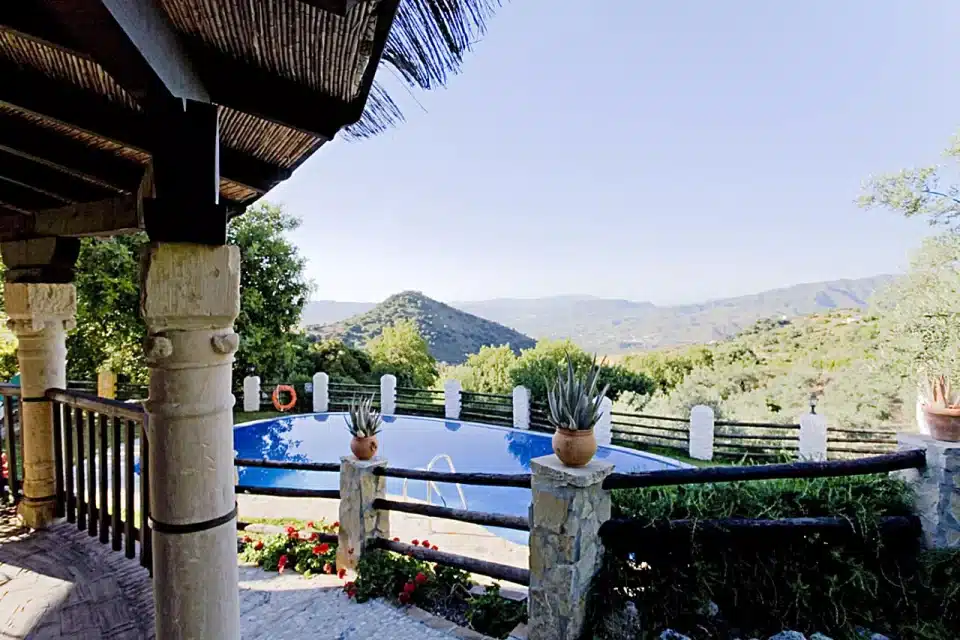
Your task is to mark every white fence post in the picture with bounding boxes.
[595,397,613,445]
[444,380,462,419]
[380,374,396,416]
[312,372,329,413]
[799,412,828,461]
[512,386,530,430]
[242,375,260,412]
[689,405,715,461]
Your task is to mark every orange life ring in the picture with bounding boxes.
[272,385,297,411]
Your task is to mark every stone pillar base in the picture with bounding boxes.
[17,496,57,529]
[338,457,389,571]
[529,454,614,640]
[898,433,960,548]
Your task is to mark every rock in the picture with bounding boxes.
[659,631,691,640]
[855,629,890,640]
[768,632,806,640]
[809,634,833,640]
[697,600,720,618]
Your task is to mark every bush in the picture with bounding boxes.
[589,474,960,639]
[239,521,340,577]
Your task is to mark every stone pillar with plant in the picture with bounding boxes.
[547,357,610,467]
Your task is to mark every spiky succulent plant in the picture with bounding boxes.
[347,395,383,438]
[547,356,610,431]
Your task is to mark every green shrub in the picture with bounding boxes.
[239,522,339,577]
[465,584,526,639]
[590,474,960,639]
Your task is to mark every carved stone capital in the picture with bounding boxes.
[4,282,77,336]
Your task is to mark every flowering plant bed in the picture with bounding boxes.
[239,520,342,577]
[346,541,526,639]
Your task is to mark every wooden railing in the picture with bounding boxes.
[46,388,153,573]
[395,387,445,418]
[460,391,512,426]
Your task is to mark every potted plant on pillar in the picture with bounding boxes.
[347,395,382,460]
[547,357,609,467]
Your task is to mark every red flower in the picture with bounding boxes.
[338,568,346,579]
[277,555,288,574]
[431,545,438,551]
[285,526,296,535]
[254,540,264,551]
[421,540,431,548]
[344,581,355,590]
[333,521,340,528]
[398,592,411,604]
[310,532,319,541]
[311,545,323,555]
[392,537,400,542]
[414,572,428,585]
[242,536,252,544]
[307,521,315,529]
[402,582,416,594]
[323,563,333,574]
[347,589,357,599]
[411,539,419,546]
[319,543,330,554]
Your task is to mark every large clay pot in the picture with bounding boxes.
[922,405,960,442]
[552,428,597,467]
[350,435,378,460]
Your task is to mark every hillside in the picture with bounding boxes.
[629,310,913,430]
[456,276,895,353]
[305,291,536,364]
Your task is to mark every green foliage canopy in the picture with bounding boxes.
[366,319,438,388]
[308,339,376,384]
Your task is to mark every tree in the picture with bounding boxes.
[859,133,960,229]
[228,202,312,381]
[456,344,517,394]
[366,319,438,388]
[308,339,376,384]
[510,339,652,402]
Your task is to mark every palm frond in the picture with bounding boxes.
[344,0,501,139]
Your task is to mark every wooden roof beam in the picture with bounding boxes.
[0,178,68,211]
[38,0,209,105]
[0,62,282,194]
[0,194,142,242]
[0,150,116,204]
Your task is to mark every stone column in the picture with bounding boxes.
[689,405,715,461]
[513,386,530,430]
[897,433,960,548]
[242,375,260,412]
[141,243,241,639]
[380,374,396,416]
[313,372,329,413]
[799,412,828,461]
[444,379,461,419]
[5,283,76,528]
[529,454,614,640]
[337,456,389,571]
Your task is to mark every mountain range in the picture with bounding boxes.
[302,275,895,358]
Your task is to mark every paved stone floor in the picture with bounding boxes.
[0,505,487,639]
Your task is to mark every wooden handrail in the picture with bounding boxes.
[374,498,530,531]
[234,458,340,472]
[373,539,530,585]
[45,388,145,422]
[0,382,21,397]
[372,466,532,488]
[603,449,925,490]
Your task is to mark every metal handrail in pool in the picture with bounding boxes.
[401,454,468,510]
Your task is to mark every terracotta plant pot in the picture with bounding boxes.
[552,428,597,467]
[922,404,960,442]
[350,435,378,460]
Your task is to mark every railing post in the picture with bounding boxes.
[689,405,715,461]
[595,397,613,445]
[337,456,389,572]
[529,454,613,640]
[380,374,396,416]
[97,369,117,399]
[242,375,260,412]
[312,372,329,413]
[444,380,461,419]
[896,433,960,548]
[799,411,827,461]
[512,386,530,430]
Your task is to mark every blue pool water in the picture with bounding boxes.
[234,413,684,544]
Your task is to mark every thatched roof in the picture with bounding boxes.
[0,0,497,227]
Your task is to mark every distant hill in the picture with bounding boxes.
[456,276,896,353]
[304,291,536,364]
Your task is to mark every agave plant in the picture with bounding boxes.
[347,395,383,438]
[927,374,960,409]
[547,357,610,432]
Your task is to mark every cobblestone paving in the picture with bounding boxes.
[0,507,472,639]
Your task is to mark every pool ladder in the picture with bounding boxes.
[401,453,468,510]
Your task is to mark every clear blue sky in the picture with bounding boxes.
[268,0,960,305]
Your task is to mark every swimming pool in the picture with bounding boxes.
[234,413,685,544]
